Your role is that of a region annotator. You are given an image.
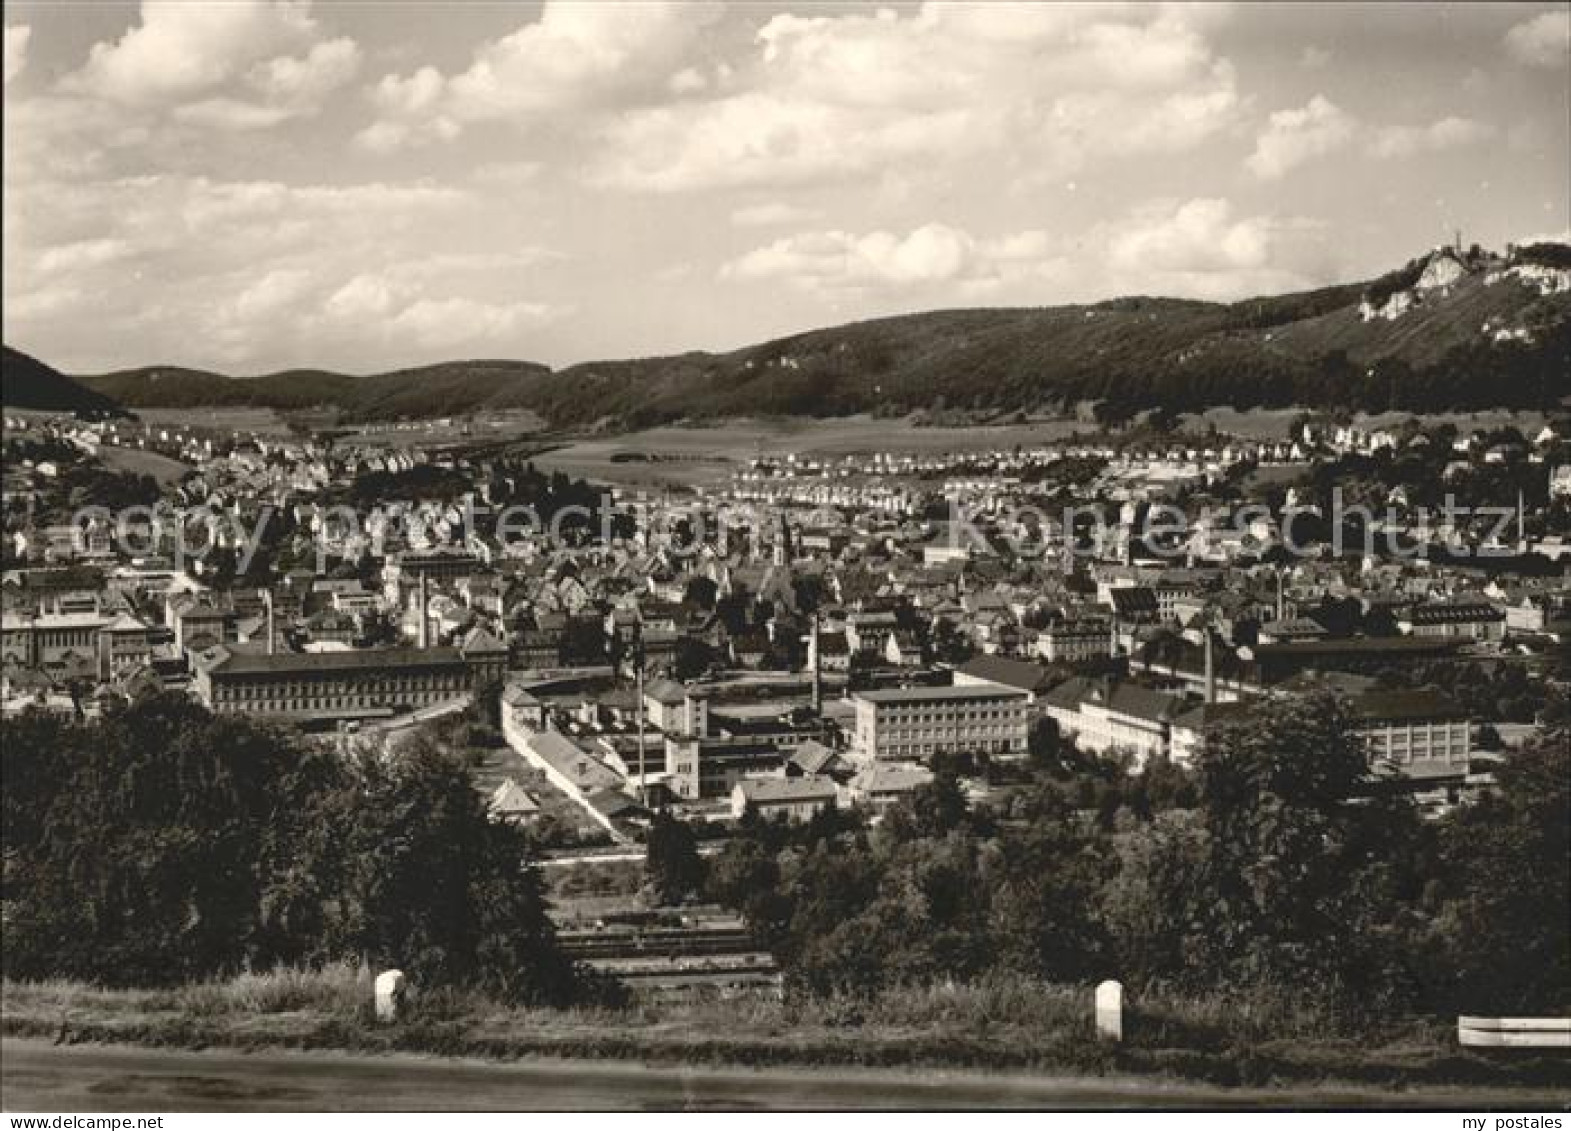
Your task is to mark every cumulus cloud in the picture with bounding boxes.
[1246,95,1356,179]
[729,202,822,227]
[1368,116,1492,159]
[318,274,562,350]
[4,170,561,369]
[1250,97,1491,176]
[4,23,29,85]
[357,1,721,151]
[35,238,135,274]
[1106,198,1334,299]
[361,2,1240,189]
[1503,9,1570,68]
[721,223,1062,296]
[593,4,1242,192]
[64,1,358,128]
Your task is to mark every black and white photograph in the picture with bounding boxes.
[0,0,1568,1117]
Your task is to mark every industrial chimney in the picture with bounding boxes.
[264,588,276,655]
[810,613,822,715]
[1203,627,1216,706]
[417,573,430,649]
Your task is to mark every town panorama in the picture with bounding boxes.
[2,0,1568,1117]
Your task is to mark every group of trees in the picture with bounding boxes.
[698,694,1569,1015]
[1,695,589,1003]
[5,688,1565,1020]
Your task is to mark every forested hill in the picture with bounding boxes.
[54,241,1571,427]
[1,346,126,417]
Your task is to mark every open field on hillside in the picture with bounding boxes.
[96,444,192,487]
[526,415,1090,487]
[345,410,548,449]
[134,406,296,438]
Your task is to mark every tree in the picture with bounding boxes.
[644,811,704,905]
[1429,722,1571,1012]
[987,788,1113,980]
[2,695,333,985]
[1186,693,1425,1003]
[2,698,585,1004]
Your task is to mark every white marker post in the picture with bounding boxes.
[1095,979,1123,1041]
[375,969,406,1023]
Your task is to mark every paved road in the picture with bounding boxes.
[3,1039,1563,1111]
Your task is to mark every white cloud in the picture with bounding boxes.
[4,169,562,369]
[4,23,29,85]
[1504,10,1570,68]
[1249,98,1493,176]
[387,296,563,351]
[1246,95,1355,179]
[729,202,823,227]
[320,273,563,350]
[364,2,1240,188]
[594,4,1242,192]
[36,237,135,274]
[65,1,358,128]
[1368,116,1492,159]
[721,222,1062,296]
[1106,197,1334,299]
[359,1,721,150]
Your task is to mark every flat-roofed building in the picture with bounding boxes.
[852,682,1030,763]
[1349,688,1472,783]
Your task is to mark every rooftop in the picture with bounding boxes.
[202,645,466,675]
[734,777,838,804]
[855,682,1028,705]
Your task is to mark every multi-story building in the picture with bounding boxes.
[1397,600,1505,642]
[852,682,1030,763]
[1041,677,1186,768]
[665,735,785,800]
[1349,688,1472,783]
[192,638,506,722]
[642,677,709,737]
[1034,618,1115,664]
[1,605,154,678]
[1175,680,1472,786]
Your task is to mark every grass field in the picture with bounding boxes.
[5,971,1565,1092]
[526,415,1091,488]
[134,406,297,438]
[97,444,192,487]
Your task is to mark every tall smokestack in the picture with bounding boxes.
[1203,627,1216,706]
[810,613,822,715]
[265,589,275,655]
[418,573,430,649]
[634,626,647,808]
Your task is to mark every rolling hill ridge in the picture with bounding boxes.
[19,241,1571,429]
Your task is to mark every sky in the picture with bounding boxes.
[3,1,1568,375]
